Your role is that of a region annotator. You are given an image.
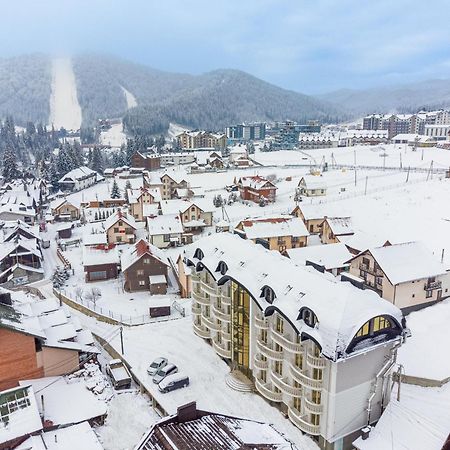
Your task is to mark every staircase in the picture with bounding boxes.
[225,370,254,393]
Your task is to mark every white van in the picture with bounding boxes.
[158,373,189,393]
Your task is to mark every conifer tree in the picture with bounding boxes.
[110,179,121,199]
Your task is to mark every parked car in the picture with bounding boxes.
[106,359,132,390]
[147,357,168,376]
[158,373,189,393]
[153,363,178,384]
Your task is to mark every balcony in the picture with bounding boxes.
[253,354,269,370]
[212,303,231,322]
[192,290,210,306]
[359,263,383,277]
[290,364,323,390]
[256,339,284,361]
[254,315,269,330]
[221,293,232,305]
[270,371,302,397]
[202,315,220,332]
[424,280,442,290]
[201,280,220,296]
[287,407,320,436]
[212,338,232,359]
[222,329,232,341]
[193,322,210,339]
[191,304,202,315]
[271,328,302,353]
[255,378,283,403]
[306,351,326,369]
[304,397,323,414]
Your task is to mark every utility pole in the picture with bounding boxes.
[364,176,368,195]
[400,153,402,169]
[120,326,124,354]
[406,166,410,183]
[354,150,357,186]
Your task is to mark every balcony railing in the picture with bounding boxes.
[304,397,323,414]
[221,292,232,305]
[287,407,320,435]
[253,354,269,370]
[290,363,323,390]
[306,351,326,369]
[202,315,220,332]
[256,339,284,361]
[270,372,302,397]
[201,280,220,296]
[424,280,442,290]
[192,290,210,306]
[212,338,232,359]
[254,315,269,330]
[271,328,302,353]
[255,378,283,403]
[191,304,202,315]
[212,303,231,322]
[359,263,383,277]
[193,322,210,339]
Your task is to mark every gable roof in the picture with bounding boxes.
[103,211,137,231]
[121,239,169,272]
[147,214,184,236]
[237,216,309,239]
[348,241,448,285]
[238,176,276,190]
[324,216,354,236]
[287,242,352,270]
[58,166,97,183]
[299,176,327,190]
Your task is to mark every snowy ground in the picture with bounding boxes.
[121,86,137,109]
[99,123,127,148]
[254,144,450,171]
[167,123,189,140]
[49,57,82,131]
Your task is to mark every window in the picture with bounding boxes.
[312,368,323,381]
[163,234,171,242]
[276,315,284,333]
[117,236,122,242]
[90,270,107,281]
[137,270,144,276]
[274,361,283,375]
[293,396,301,411]
[261,286,276,304]
[356,321,370,337]
[139,280,145,286]
[311,414,320,426]
[295,352,303,369]
[298,308,318,327]
[312,390,321,404]
[114,227,119,233]
[143,258,150,264]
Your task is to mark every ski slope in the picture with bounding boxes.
[49,57,82,131]
[121,86,137,109]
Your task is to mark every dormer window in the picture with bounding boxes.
[216,261,228,275]
[298,307,318,327]
[261,285,276,304]
[194,248,204,260]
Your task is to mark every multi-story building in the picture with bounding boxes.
[345,241,449,313]
[130,151,161,171]
[177,131,227,150]
[237,176,277,203]
[179,234,408,450]
[424,124,450,140]
[226,123,266,141]
[58,166,99,192]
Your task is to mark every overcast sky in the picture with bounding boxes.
[2,0,450,94]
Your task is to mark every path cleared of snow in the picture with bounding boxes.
[49,57,82,131]
[121,86,137,109]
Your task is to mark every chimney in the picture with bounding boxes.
[177,401,198,423]
[361,425,371,440]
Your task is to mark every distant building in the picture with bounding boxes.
[82,247,120,282]
[273,120,321,150]
[177,131,227,149]
[136,401,301,450]
[236,176,277,203]
[320,216,354,244]
[160,173,189,200]
[58,166,99,192]
[130,151,161,171]
[424,124,450,141]
[234,215,309,253]
[292,204,327,234]
[50,198,80,221]
[104,211,137,245]
[225,122,266,141]
[297,176,327,197]
[147,214,184,248]
[160,152,196,166]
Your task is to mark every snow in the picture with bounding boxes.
[238,216,309,239]
[353,382,450,450]
[17,422,103,450]
[49,57,82,131]
[19,377,107,426]
[100,123,127,148]
[97,392,161,450]
[121,86,137,109]
[168,123,190,140]
[397,298,450,380]
[287,242,352,270]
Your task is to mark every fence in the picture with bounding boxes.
[56,249,72,269]
[53,287,187,327]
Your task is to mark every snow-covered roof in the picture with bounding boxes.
[121,239,169,272]
[299,176,327,190]
[136,407,300,450]
[325,216,354,236]
[287,243,352,270]
[82,232,107,246]
[186,234,404,361]
[350,241,448,285]
[103,211,137,231]
[160,199,214,215]
[58,166,97,183]
[16,421,104,450]
[82,247,119,266]
[237,216,309,239]
[19,377,106,426]
[353,383,450,450]
[292,203,327,221]
[128,187,161,204]
[238,176,276,190]
[149,275,167,284]
[160,172,188,185]
[147,214,184,236]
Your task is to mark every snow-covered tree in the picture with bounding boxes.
[110,179,121,199]
[124,179,132,204]
[2,148,20,182]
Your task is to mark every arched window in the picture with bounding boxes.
[216,261,228,275]
[355,315,392,338]
[194,248,204,260]
[260,285,276,304]
[298,307,318,327]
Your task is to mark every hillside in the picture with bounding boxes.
[0,54,51,125]
[318,79,450,116]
